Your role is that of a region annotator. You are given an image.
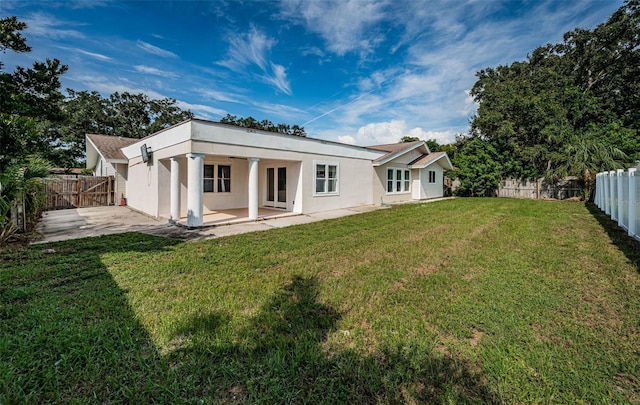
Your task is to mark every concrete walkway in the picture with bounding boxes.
[34,205,383,244]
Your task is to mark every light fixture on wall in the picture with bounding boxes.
[141,144,152,163]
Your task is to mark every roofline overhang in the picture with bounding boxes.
[372,141,428,166]
[408,153,454,170]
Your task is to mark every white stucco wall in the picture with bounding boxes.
[419,164,445,199]
[373,165,414,205]
[125,158,159,217]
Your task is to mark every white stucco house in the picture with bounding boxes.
[87,118,452,227]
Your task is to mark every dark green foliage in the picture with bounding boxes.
[54,90,194,164]
[0,17,67,173]
[220,113,307,137]
[451,138,501,197]
[462,1,639,195]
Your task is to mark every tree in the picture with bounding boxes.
[468,0,639,189]
[54,90,193,165]
[450,138,502,197]
[0,16,67,172]
[219,113,307,136]
[400,136,419,142]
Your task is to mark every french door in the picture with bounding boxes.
[266,167,287,209]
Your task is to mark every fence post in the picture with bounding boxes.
[603,172,609,214]
[610,171,617,220]
[617,169,625,227]
[630,168,637,239]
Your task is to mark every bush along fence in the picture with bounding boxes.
[595,168,639,242]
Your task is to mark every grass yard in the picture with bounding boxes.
[1,198,639,403]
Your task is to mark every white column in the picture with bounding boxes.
[629,168,637,238]
[603,173,609,214]
[617,169,624,226]
[610,170,617,219]
[248,158,260,220]
[187,153,204,227]
[170,157,180,222]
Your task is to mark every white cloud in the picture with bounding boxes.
[134,65,178,78]
[217,26,275,72]
[175,101,226,120]
[217,26,292,95]
[262,63,291,95]
[23,12,84,39]
[326,120,458,147]
[279,0,388,56]
[337,135,355,144]
[199,89,243,104]
[136,40,178,58]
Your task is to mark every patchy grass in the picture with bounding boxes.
[1,198,639,403]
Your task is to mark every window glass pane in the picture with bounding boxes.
[328,179,337,193]
[316,165,326,179]
[328,165,337,179]
[387,168,394,180]
[218,165,230,179]
[277,167,286,202]
[404,170,410,192]
[396,169,402,192]
[204,164,214,179]
[387,180,393,193]
[267,168,274,201]
[204,179,214,193]
[218,178,231,192]
[316,179,325,193]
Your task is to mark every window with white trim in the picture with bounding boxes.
[218,165,231,192]
[315,162,339,195]
[204,164,215,192]
[428,170,436,183]
[387,168,410,193]
[204,164,231,193]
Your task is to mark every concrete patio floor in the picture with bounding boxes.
[34,204,383,244]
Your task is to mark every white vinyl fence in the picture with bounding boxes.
[594,168,639,242]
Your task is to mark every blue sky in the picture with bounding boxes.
[1,0,622,146]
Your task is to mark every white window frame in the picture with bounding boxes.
[217,164,231,193]
[386,167,411,194]
[428,170,436,184]
[204,164,215,193]
[314,161,339,196]
[204,163,232,193]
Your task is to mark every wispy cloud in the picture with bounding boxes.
[279,0,388,57]
[136,40,178,58]
[134,65,178,78]
[175,101,226,120]
[217,26,292,95]
[23,12,84,39]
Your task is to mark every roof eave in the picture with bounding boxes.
[373,141,428,166]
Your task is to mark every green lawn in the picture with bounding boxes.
[1,198,639,403]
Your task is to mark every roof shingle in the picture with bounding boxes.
[87,134,139,161]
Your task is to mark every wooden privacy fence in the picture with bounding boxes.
[42,176,114,210]
[498,178,582,200]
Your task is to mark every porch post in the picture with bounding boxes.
[617,169,624,226]
[170,157,180,222]
[186,153,204,227]
[248,158,260,220]
[629,168,637,238]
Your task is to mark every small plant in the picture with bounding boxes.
[0,195,17,244]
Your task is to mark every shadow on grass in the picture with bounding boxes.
[0,233,181,403]
[169,275,496,403]
[586,203,640,272]
[2,233,495,403]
